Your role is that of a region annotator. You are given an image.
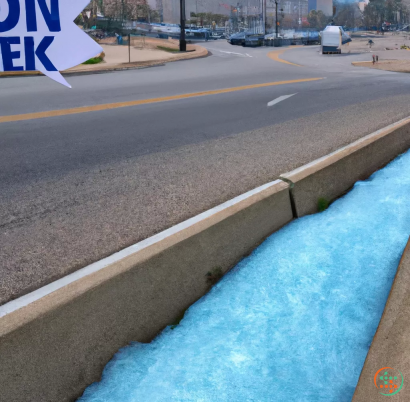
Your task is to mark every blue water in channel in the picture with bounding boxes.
[80,150,410,402]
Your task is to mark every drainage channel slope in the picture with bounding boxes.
[79,150,410,401]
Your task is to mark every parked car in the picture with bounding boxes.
[186,29,213,40]
[210,32,223,40]
[244,34,265,47]
[228,32,246,45]
[228,32,264,47]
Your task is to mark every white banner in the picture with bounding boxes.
[0,0,103,87]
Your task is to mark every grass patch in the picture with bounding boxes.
[206,267,223,286]
[157,45,180,53]
[82,56,103,65]
[318,197,330,212]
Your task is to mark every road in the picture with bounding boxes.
[1,41,410,305]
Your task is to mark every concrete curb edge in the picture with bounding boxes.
[352,237,410,401]
[280,116,410,217]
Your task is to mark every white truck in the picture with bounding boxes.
[321,26,352,54]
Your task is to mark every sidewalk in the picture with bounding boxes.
[0,38,208,78]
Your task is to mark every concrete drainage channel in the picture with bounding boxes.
[1,118,410,401]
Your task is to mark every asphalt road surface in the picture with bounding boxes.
[2,41,410,305]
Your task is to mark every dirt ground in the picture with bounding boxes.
[346,31,410,52]
[98,37,198,65]
[101,44,172,64]
[353,59,410,73]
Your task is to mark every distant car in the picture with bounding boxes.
[244,34,265,47]
[229,32,264,47]
[210,32,223,40]
[228,32,246,46]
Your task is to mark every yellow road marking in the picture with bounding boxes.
[267,47,303,67]
[0,77,324,124]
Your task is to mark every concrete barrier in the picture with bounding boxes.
[280,117,410,217]
[352,237,410,402]
[0,180,292,402]
[1,117,410,402]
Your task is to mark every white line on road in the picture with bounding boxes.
[205,47,251,57]
[218,50,250,57]
[267,94,297,107]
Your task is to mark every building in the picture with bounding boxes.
[316,0,333,16]
[161,0,179,23]
[159,0,262,24]
[269,0,308,28]
[134,0,309,29]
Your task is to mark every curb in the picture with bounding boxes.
[0,62,166,78]
[352,61,374,65]
[1,118,410,401]
[0,179,293,402]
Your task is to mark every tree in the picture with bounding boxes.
[103,0,151,21]
[191,12,228,27]
[75,13,84,26]
[364,0,386,28]
[362,0,408,29]
[333,2,362,28]
[385,0,409,23]
[150,9,161,23]
[281,15,295,29]
[307,10,330,29]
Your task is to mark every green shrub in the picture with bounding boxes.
[82,57,103,65]
[318,197,329,212]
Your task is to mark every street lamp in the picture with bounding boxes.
[275,0,279,38]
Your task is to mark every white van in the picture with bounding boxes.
[321,26,352,54]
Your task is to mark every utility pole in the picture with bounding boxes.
[275,0,278,38]
[298,0,301,26]
[180,0,187,51]
[263,0,266,34]
[121,0,125,29]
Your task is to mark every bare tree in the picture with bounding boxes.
[103,0,150,21]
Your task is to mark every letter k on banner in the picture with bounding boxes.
[0,0,103,87]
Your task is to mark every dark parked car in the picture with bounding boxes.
[228,32,246,46]
[228,32,264,47]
